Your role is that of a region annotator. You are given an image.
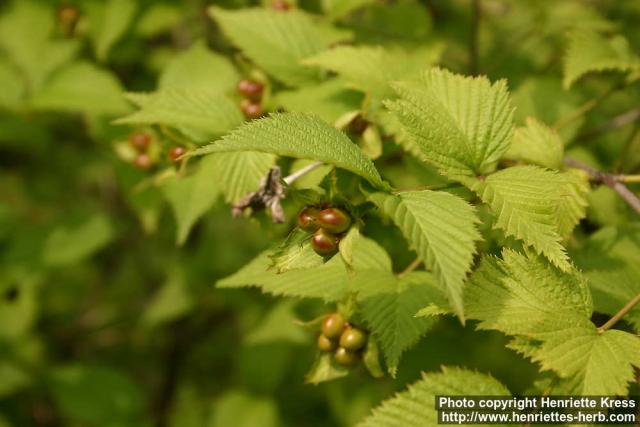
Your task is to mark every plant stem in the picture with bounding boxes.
[283,161,323,185]
[564,157,640,214]
[553,85,620,131]
[469,0,481,76]
[597,292,640,334]
[575,107,640,142]
[397,256,422,278]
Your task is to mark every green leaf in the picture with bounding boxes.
[0,58,25,110]
[554,169,589,238]
[30,62,129,115]
[368,190,480,320]
[245,301,308,345]
[304,45,442,100]
[0,0,79,92]
[386,68,515,179]
[503,117,563,169]
[116,88,244,141]
[268,229,325,273]
[208,152,276,204]
[362,337,384,378]
[563,28,640,89]
[159,40,239,92]
[210,7,351,86]
[360,271,441,375]
[49,365,143,426]
[321,0,375,21]
[209,391,280,427]
[472,166,580,270]
[43,214,114,267]
[163,155,221,245]
[357,367,510,427]
[339,226,361,269]
[135,4,181,37]
[189,113,387,189]
[141,269,194,327]
[305,353,349,384]
[87,0,138,62]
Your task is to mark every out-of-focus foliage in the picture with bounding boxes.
[1,0,640,426]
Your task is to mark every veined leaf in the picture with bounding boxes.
[188,113,387,189]
[386,68,515,180]
[563,28,640,89]
[269,229,324,273]
[555,169,589,238]
[358,367,510,427]
[209,152,276,204]
[360,271,441,375]
[368,190,481,320]
[504,117,563,169]
[472,166,580,270]
[31,61,129,115]
[210,7,351,86]
[115,89,244,142]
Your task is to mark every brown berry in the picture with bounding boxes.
[317,208,352,234]
[240,99,263,120]
[317,334,337,352]
[297,207,320,232]
[237,79,264,101]
[58,5,79,34]
[133,153,152,170]
[334,347,359,366]
[271,0,291,11]
[311,228,339,256]
[321,313,346,339]
[339,327,367,351]
[168,146,186,162]
[129,132,151,151]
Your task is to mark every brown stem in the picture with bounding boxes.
[564,157,640,215]
[597,292,640,334]
[575,108,640,142]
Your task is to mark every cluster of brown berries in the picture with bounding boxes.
[237,79,264,120]
[128,132,185,170]
[297,206,352,256]
[318,313,367,366]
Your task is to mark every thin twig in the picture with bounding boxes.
[564,157,640,214]
[469,0,481,76]
[397,256,422,278]
[597,292,640,334]
[284,161,323,185]
[553,85,621,131]
[575,108,640,142]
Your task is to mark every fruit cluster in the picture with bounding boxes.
[297,206,352,256]
[236,79,264,120]
[318,313,368,366]
[127,131,186,170]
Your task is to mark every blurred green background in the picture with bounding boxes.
[1,0,640,426]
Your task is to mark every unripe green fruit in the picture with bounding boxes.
[339,327,367,351]
[311,228,339,256]
[321,313,346,339]
[297,207,320,232]
[317,334,337,352]
[334,347,358,366]
[317,208,352,234]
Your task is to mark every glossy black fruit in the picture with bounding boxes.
[321,313,346,339]
[237,79,264,101]
[129,132,151,151]
[339,327,367,351]
[317,208,352,234]
[317,334,337,352]
[297,207,320,232]
[240,99,263,120]
[311,228,339,256]
[334,347,358,366]
[168,146,186,162]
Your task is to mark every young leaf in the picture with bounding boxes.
[115,89,244,141]
[563,28,640,89]
[305,353,349,384]
[30,62,129,115]
[386,68,515,179]
[210,7,350,86]
[359,271,441,375]
[357,367,510,427]
[368,190,481,320]
[188,113,387,189]
[338,226,361,270]
[362,337,384,378]
[471,166,574,270]
[503,117,563,169]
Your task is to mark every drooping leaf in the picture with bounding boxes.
[305,353,349,384]
[43,214,114,267]
[563,28,640,89]
[503,117,563,169]
[210,7,351,86]
[368,190,481,320]
[87,0,138,62]
[386,68,515,180]
[188,113,387,189]
[358,367,510,427]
